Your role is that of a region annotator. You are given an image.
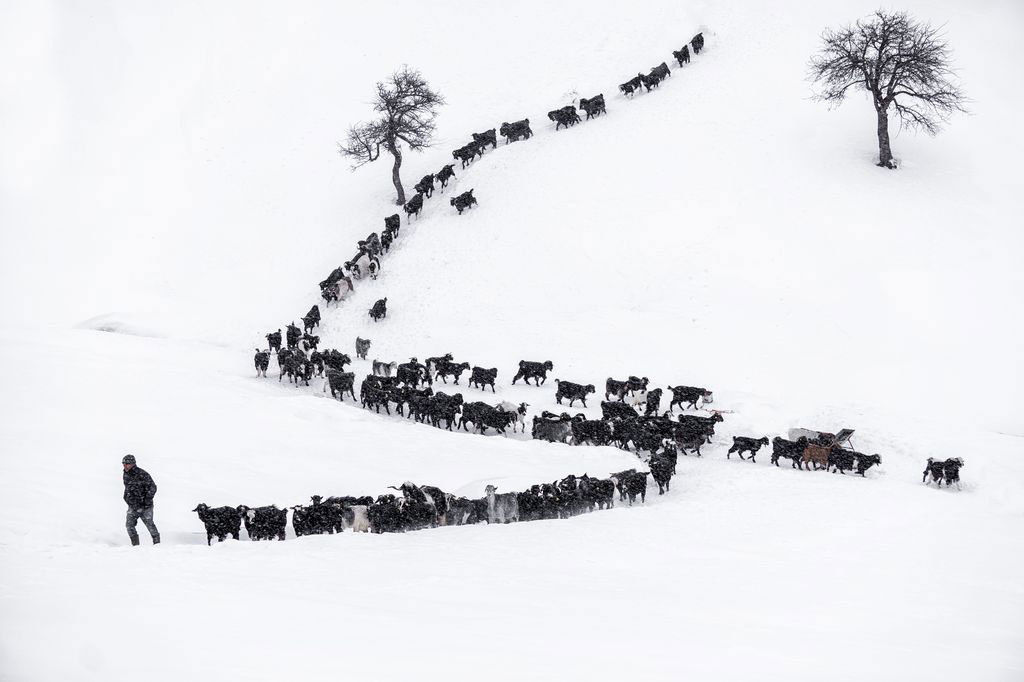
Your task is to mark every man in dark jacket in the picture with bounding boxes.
[122,454,160,545]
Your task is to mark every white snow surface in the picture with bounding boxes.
[2,0,1023,680]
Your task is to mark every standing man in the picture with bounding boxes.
[122,454,160,545]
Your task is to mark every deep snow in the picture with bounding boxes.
[1,0,1023,679]
[1,328,1022,681]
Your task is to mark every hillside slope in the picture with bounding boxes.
[0,329,1021,681]
[3,0,1021,436]
[306,2,1022,434]
[1,0,1023,680]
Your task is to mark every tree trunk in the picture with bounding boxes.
[389,143,405,204]
[876,107,895,169]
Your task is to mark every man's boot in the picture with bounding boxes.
[152,535,160,545]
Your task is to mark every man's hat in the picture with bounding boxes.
[122,454,136,465]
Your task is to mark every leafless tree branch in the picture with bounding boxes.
[337,66,445,203]
[808,9,967,167]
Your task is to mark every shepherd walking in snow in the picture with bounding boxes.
[122,454,159,545]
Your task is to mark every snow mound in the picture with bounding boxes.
[75,313,165,338]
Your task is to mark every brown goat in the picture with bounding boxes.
[802,444,831,471]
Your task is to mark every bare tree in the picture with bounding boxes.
[808,10,967,169]
[339,67,445,204]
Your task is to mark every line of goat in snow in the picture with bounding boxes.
[245,29,933,491]
[252,32,708,335]
[253,31,710,377]
[256,339,891,483]
[254,31,710,398]
[192,472,661,545]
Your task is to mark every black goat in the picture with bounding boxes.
[532,412,573,443]
[855,453,882,477]
[645,388,663,416]
[309,350,324,377]
[254,349,270,377]
[499,119,532,144]
[429,392,464,430]
[452,142,484,169]
[554,380,596,408]
[727,436,769,461]
[468,364,495,391]
[771,436,808,468]
[638,72,659,92]
[367,495,403,533]
[668,385,713,411]
[321,349,351,371]
[578,94,606,120]
[436,164,456,189]
[649,452,674,494]
[236,505,287,541]
[302,305,320,334]
[404,193,424,222]
[324,369,356,401]
[451,189,477,214]
[265,329,282,352]
[414,174,435,199]
[610,470,649,506]
[292,496,345,536]
[691,32,704,54]
[469,366,497,392]
[369,297,388,322]
[396,359,427,388]
[472,128,498,150]
[435,359,470,385]
[548,105,580,130]
[192,504,241,546]
[673,45,690,66]
[606,376,648,401]
[923,457,964,489]
[360,379,391,415]
[512,360,553,386]
[619,76,643,97]
[285,323,302,350]
[601,401,639,420]
[571,416,612,446]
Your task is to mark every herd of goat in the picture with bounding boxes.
[256,328,888,478]
[193,434,965,544]
[226,28,965,545]
[192,439,966,544]
[298,31,709,312]
[192,473,656,545]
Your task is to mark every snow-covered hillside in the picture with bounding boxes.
[1,328,1021,681]
[1,0,1023,680]
[4,0,1021,430]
